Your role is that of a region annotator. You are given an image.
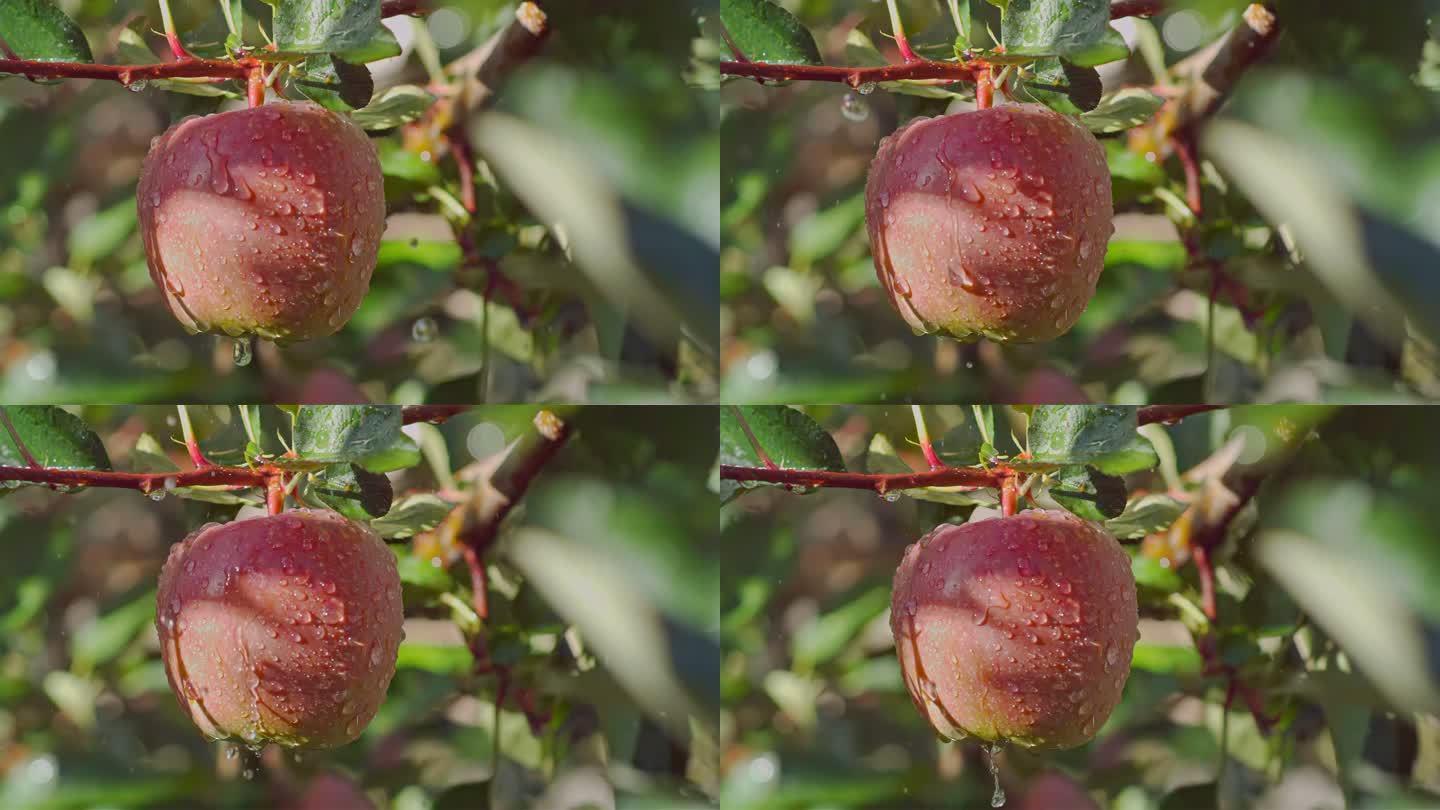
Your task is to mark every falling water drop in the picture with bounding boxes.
[232,338,253,367]
[985,742,1006,807]
[841,93,870,122]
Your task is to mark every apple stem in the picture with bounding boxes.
[1001,475,1018,516]
[266,475,285,514]
[975,66,995,110]
[247,65,265,107]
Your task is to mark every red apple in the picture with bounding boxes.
[866,106,1113,343]
[156,509,403,748]
[137,103,386,342]
[891,510,1137,749]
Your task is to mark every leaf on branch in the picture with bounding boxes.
[271,0,401,63]
[1079,87,1165,133]
[0,407,111,492]
[290,53,375,110]
[0,0,94,67]
[291,405,420,473]
[1001,0,1128,66]
[350,84,435,130]
[719,0,823,66]
[719,405,844,503]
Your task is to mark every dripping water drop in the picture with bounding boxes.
[985,742,1006,807]
[231,338,253,367]
[841,93,870,122]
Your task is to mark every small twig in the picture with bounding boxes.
[157,0,193,61]
[175,405,213,468]
[442,125,479,214]
[457,410,573,608]
[1001,475,1019,516]
[447,1,551,110]
[720,464,1007,494]
[885,0,920,63]
[1173,128,1204,217]
[1193,544,1218,620]
[911,406,944,470]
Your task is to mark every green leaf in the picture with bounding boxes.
[1131,554,1183,594]
[306,463,393,519]
[66,196,136,265]
[350,84,435,130]
[1001,0,1121,64]
[792,587,890,671]
[1051,465,1126,520]
[719,0,823,66]
[719,406,844,502]
[1130,642,1202,675]
[1080,87,1166,134]
[371,493,453,539]
[395,552,454,606]
[289,54,374,111]
[1107,493,1184,539]
[0,0,93,65]
[1159,782,1217,810]
[1026,405,1140,466]
[0,407,111,488]
[396,642,473,676]
[271,0,401,63]
[71,590,156,674]
[291,405,419,473]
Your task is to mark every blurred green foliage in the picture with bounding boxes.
[0,0,719,403]
[0,404,719,809]
[721,404,1440,808]
[719,0,1440,404]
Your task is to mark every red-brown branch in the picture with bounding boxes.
[720,464,1007,494]
[401,405,468,425]
[0,55,253,85]
[720,58,983,88]
[0,464,271,492]
[381,0,429,17]
[1137,405,1224,425]
[1110,0,1164,18]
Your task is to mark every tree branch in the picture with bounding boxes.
[401,405,469,425]
[381,0,430,17]
[0,464,269,493]
[720,464,1007,494]
[720,57,983,88]
[1137,405,1224,425]
[0,55,253,85]
[1110,0,1164,18]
